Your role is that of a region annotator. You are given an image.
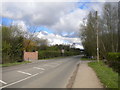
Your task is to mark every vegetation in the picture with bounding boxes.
[1,25,80,64]
[80,2,119,75]
[80,2,119,59]
[0,61,31,67]
[2,26,24,63]
[106,52,120,72]
[88,61,119,89]
[38,45,80,59]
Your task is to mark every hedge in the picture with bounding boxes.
[107,52,120,72]
[64,51,80,56]
[38,51,61,59]
[38,50,80,59]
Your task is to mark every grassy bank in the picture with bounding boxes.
[88,61,119,89]
[0,61,31,67]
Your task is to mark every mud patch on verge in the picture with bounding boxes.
[66,63,80,88]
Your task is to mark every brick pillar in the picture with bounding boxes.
[36,51,38,60]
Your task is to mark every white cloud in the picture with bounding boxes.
[36,31,83,49]
[2,2,76,26]
[50,8,88,34]
[12,20,28,32]
[1,2,106,49]
[1,2,90,35]
[75,44,83,49]
[1,0,119,2]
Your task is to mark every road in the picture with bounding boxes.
[1,55,80,88]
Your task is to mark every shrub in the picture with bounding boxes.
[38,51,61,59]
[38,50,80,59]
[107,52,120,72]
[64,51,79,56]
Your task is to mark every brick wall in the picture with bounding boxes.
[24,50,38,61]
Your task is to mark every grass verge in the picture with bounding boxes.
[88,61,119,89]
[0,61,31,67]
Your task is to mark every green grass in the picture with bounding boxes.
[88,61,119,89]
[0,61,31,67]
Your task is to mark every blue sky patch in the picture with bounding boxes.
[77,2,89,9]
[2,17,14,26]
[1,17,54,34]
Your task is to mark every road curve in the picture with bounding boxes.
[1,55,80,88]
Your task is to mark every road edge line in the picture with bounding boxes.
[1,73,39,88]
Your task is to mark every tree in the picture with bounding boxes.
[2,25,48,63]
[80,2,119,59]
[2,26,24,63]
[81,11,97,57]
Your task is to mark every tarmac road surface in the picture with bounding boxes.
[1,55,80,88]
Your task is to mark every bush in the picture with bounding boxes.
[107,52,120,72]
[64,51,80,56]
[38,50,80,59]
[107,53,120,61]
[38,51,61,59]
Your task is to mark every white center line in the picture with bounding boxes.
[17,71,32,76]
[33,67,45,70]
[1,73,39,88]
[0,80,7,84]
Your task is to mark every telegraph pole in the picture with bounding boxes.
[96,11,99,62]
[118,1,120,52]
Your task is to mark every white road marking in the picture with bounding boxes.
[1,73,39,88]
[33,67,45,70]
[0,80,7,84]
[17,71,32,76]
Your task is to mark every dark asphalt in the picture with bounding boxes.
[1,55,81,88]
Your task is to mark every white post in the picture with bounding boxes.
[96,11,99,62]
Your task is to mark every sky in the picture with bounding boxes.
[1,0,118,49]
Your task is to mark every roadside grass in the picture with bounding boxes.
[88,61,119,89]
[0,61,31,67]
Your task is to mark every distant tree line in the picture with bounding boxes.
[38,44,80,59]
[1,25,80,64]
